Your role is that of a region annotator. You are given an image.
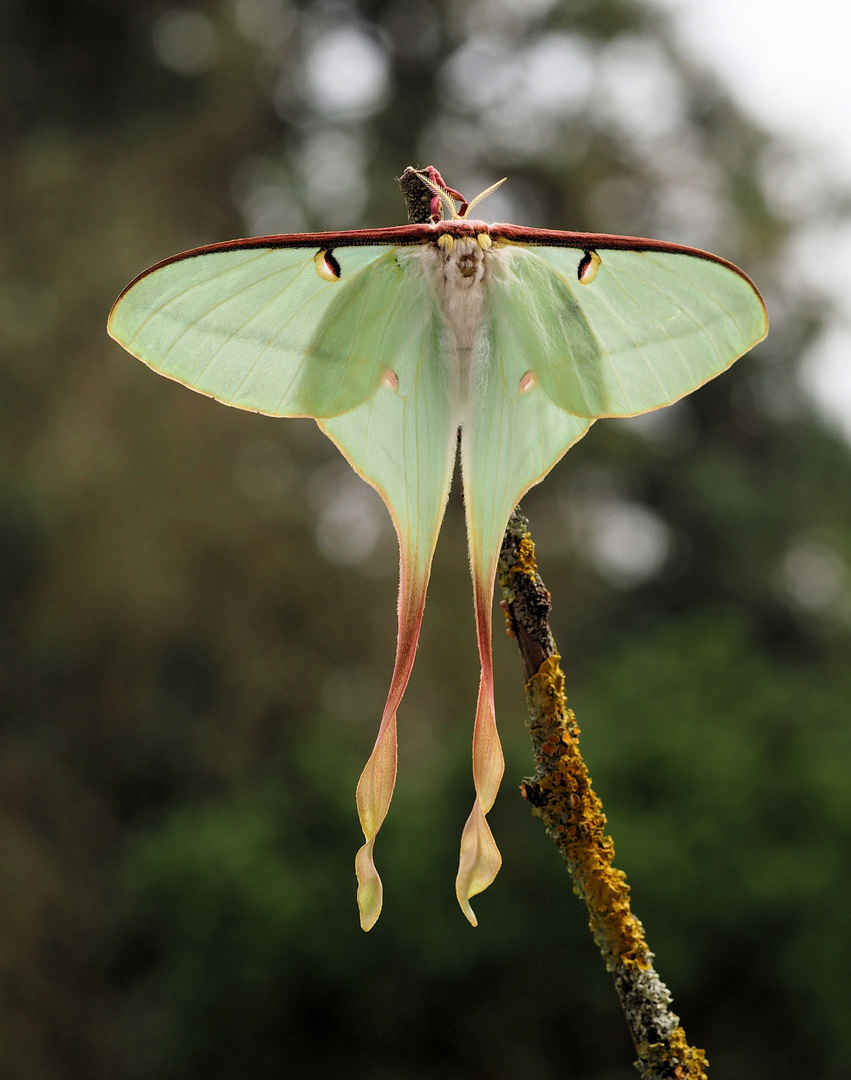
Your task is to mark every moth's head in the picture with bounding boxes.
[398,165,506,224]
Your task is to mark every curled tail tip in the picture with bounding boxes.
[353,715,397,930]
[456,890,480,927]
[359,902,382,932]
[356,839,383,931]
[454,799,503,926]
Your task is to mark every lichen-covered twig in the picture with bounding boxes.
[497,507,708,1080]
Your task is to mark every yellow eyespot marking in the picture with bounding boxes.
[518,371,537,395]
[314,249,341,282]
[382,369,399,391]
[578,250,601,285]
[438,233,455,252]
[476,232,492,250]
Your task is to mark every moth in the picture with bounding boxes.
[108,167,768,930]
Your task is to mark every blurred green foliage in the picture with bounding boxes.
[1,0,850,1078]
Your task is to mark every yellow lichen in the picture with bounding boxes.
[515,534,537,577]
[638,1026,709,1079]
[527,653,651,971]
[500,531,538,595]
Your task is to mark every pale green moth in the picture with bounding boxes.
[108,167,769,931]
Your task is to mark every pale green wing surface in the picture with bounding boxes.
[299,249,439,417]
[321,304,455,574]
[489,245,768,418]
[461,339,592,576]
[484,250,605,417]
[321,301,457,931]
[108,244,428,418]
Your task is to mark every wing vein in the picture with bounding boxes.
[127,249,278,348]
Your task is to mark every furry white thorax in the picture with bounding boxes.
[416,237,507,426]
[440,238,487,356]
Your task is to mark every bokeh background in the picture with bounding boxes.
[2,1,850,1077]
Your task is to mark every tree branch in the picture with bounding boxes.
[498,507,708,1080]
